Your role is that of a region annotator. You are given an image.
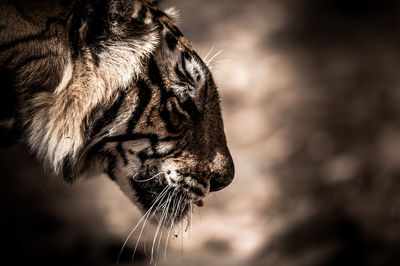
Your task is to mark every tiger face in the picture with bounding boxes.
[76,2,234,221]
[0,0,233,225]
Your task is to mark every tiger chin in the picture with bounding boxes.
[0,0,234,225]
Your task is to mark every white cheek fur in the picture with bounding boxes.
[160,161,180,186]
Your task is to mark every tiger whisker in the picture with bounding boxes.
[116,207,153,264]
[206,48,223,67]
[151,191,170,264]
[144,226,150,255]
[164,194,182,261]
[184,203,191,234]
[189,201,193,238]
[117,186,169,264]
[180,219,184,259]
[148,193,171,264]
[131,188,167,262]
[203,44,215,62]
[132,172,163,183]
[131,207,152,262]
[144,188,172,257]
[157,191,174,258]
[185,217,190,232]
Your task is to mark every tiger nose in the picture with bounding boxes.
[209,159,234,192]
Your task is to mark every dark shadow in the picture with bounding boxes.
[254,0,400,265]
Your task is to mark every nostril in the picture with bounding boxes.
[209,178,231,192]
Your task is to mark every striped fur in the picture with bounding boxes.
[0,0,234,223]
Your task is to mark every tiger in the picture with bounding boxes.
[0,0,234,226]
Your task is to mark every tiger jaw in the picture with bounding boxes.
[127,163,209,223]
[129,173,204,224]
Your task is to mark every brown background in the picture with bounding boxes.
[2,0,400,265]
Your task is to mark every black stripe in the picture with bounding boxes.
[147,56,182,133]
[149,7,165,21]
[183,50,192,60]
[90,133,181,163]
[180,98,200,121]
[174,64,193,86]
[193,68,201,82]
[137,149,151,163]
[164,23,183,38]
[13,53,59,71]
[147,56,178,101]
[147,56,188,133]
[148,56,167,97]
[104,151,117,181]
[0,16,59,51]
[104,133,179,146]
[127,79,152,133]
[170,98,189,121]
[160,102,180,134]
[202,75,211,108]
[68,9,83,58]
[165,32,178,51]
[170,139,189,158]
[146,106,156,126]
[135,5,148,24]
[90,90,126,138]
[116,142,128,166]
[0,33,54,51]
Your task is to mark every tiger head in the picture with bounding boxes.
[67,0,235,222]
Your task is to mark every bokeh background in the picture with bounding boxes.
[2,0,400,265]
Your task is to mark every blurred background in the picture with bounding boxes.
[2,0,400,265]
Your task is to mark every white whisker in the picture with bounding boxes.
[157,192,173,257]
[144,227,150,255]
[132,172,163,183]
[180,220,184,260]
[131,208,152,262]
[150,190,172,264]
[164,194,182,261]
[206,49,223,66]
[117,207,152,264]
[203,44,215,62]
[190,201,193,238]
[117,186,169,264]
[131,187,168,263]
